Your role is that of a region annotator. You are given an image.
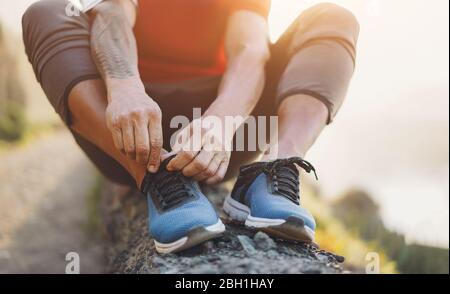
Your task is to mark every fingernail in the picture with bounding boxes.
[148,165,156,173]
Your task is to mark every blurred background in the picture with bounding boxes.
[0,0,448,274]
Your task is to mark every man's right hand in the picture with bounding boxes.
[105,85,163,173]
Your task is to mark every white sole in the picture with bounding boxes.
[223,195,315,241]
[154,219,225,254]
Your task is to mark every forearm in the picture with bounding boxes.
[205,48,268,122]
[205,10,270,130]
[90,1,144,101]
[89,1,163,171]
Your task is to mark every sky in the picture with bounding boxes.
[1,0,449,248]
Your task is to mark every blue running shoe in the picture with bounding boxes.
[223,157,317,242]
[141,156,225,254]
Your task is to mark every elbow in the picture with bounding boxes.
[90,0,135,27]
[90,1,124,19]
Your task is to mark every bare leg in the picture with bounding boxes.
[68,79,147,187]
[261,94,328,161]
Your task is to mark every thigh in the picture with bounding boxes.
[22,0,100,126]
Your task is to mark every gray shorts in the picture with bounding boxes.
[22,0,359,185]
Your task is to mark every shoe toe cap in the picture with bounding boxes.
[149,198,219,244]
[251,197,316,231]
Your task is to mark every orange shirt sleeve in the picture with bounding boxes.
[229,0,271,18]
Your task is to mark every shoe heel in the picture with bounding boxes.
[223,195,250,223]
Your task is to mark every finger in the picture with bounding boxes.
[194,154,222,182]
[167,149,198,172]
[134,120,150,165]
[171,125,192,154]
[161,150,176,161]
[147,119,163,173]
[182,149,215,178]
[205,160,228,185]
[122,121,136,160]
[111,128,124,152]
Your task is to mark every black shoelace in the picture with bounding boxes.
[154,171,194,210]
[240,157,318,205]
[141,157,195,210]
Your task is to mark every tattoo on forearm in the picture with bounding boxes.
[91,11,138,80]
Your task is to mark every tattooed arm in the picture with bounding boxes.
[90,0,163,172]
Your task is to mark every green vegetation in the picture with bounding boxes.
[301,184,398,273]
[0,121,61,154]
[84,174,104,235]
[0,100,27,141]
[332,189,449,274]
[0,22,27,142]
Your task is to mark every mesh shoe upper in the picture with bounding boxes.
[142,156,219,244]
[230,157,317,231]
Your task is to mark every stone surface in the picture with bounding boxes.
[101,182,345,274]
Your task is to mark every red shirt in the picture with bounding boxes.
[134,0,271,83]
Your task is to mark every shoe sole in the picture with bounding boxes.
[223,195,315,242]
[154,219,225,254]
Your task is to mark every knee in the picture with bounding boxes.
[22,0,62,30]
[22,0,68,51]
[309,3,360,35]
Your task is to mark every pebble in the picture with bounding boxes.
[253,232,277,251]
[237,235,257,255]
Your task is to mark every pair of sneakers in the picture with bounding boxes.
[141,155,318,254]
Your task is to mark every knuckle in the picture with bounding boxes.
[149,151,159,161]
[148,107,162,119]
[150,138,163,147]
[130,109,144,120]
[203,169,215,177]
[135,145,149,155]
[117,114,128,123]
[125,146,135,154]
[193,160,207,171]
[110,119,122,129]
[181,151,194,160]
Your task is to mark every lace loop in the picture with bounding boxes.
[238,157,318,205]
[154,171,193,210]
[141,156,195,211]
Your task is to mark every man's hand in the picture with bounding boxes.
[105,85,163,173]
[166,117,232,185]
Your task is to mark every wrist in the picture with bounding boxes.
[205,99,247,120]
[203,107,247,144]
[106,77,146,102]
